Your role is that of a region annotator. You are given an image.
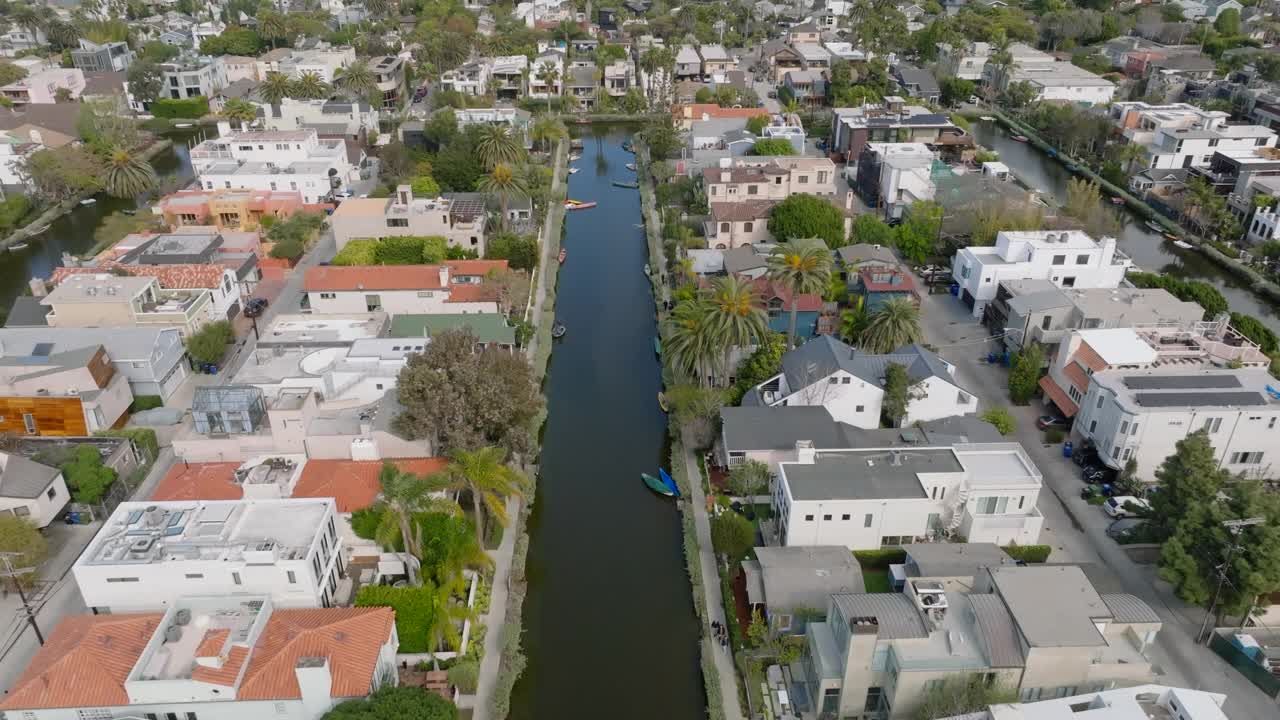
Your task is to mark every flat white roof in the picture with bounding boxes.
[1077,328,1159,365]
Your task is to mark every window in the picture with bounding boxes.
[1119,421,1129,435]
[931,487,938,499]
[1230,451,1265,464]
[1076,254,1090,265]
[744,222,754,232]
[387,218,409,228]
[841,514,850,520]
[46,486,56,500]
[287,570,297,584]
[863,513,873,527]
[828,377,838,384]
[747,185,758,195]
[976,497,1008,514]
[823,514,832,521]
[720,222,730,233]
[923,679,945,693]
[106,577,139,582]
[22,413,35,434]
[232,571,242,585]
[166,712,178,720]
[187,714,198,720]
[1018,496,1025,510]
[960,265,971,279]
[1061,276,1076,287]
[864,688,884,713]
[1097,395,1105,409]
[804,514,814,521]
[798,175,809,184]
[1052,254,1066,265]
[1021,688,1043,702]
[1089,419,1097,432]
[1131,422,1139,435]
[1041,315,1053,330]
[185,573,204,579]
[1202,417,1223,433]
[319,292,335,299]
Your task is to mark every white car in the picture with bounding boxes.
[1104,496,1151,519]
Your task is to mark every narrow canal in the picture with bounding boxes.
[508,127,705,720]
[973,120,1280,331]
[0,129,198,310]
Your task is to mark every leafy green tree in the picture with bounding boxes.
[186,320,234,365]
[728,460,771,497]
[725,332,786,404]
[60,445,117,504]
[199,28,263,55]
[485,232,539,271]
[881,362,915,426]
[746,114,769,135]
[1114,458,1144,497]
[219,97,258,129]
[1002,80,1039,110]
[432,141,484,191]
[446,446,529,548]
[336,59,378,101]
[476,163,528,230]
[767,243,832,347]
[894,201,943,263]
[859,299,923,354]
[140,40,179,63]
[752,138,796,155]
[289,71,331,100]
[474,125,523,170]
[1151,430,1232,540]
[410,175,441,197]
[940,76,975,107]
[1215,7,1241,36]
[640,120,682,160]
[0,515,47,588]
[768,194,846,248]
[1008,341,1044,404]
[710,511,755,562]
[125,60,163,105]
[0,62,27,86]
[1230,313,1278,353]
[851,214,895,247]
[911,675,1018,720]
[980,408,1016,436]
[706,275,771,382]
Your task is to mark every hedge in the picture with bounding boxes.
[1001,544,1052,563]
[354,584,436,652]
[853,548,907,568]
[150,97,210,119]
[331,239,379,266]
[96,427,159,462]
[129,395,164,413]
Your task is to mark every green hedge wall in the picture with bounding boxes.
[151,97,210,119]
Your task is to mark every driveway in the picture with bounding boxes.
[913,274,1280,718]
[753,79,780,113]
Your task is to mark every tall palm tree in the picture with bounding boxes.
[258,10,290,49]
[290,71,331,100]
[529,115,566,153]
[640,47,661,102]
[474,124,523,169]
[446,447,529,549]
[421,578,475,670]
[477,163,528,230]
[859,298,923,353]
[664,296,718,386]
[364,0,395,17]
[767,243,832,348]
[706,275,768,384]
[45,19,78,49]
[373,463,459,586]
[257,71,293,105]
[10,6,44,42]
[102,147,157,201]
[336,59,378,102]
[536,63,560,112]
[219,97,258,129]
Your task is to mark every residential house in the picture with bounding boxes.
[675,45,702,79]
[303,261,506,315]
[1004,60,1116,105]
[0,68,86,105]
[975,685,1229,720]
[71,39,134,73]
[783,70,827,107]
[439,60,491,96]
[0,342,133,437]
[672,103,769,130]
[987,282,1204,354]
[218,54,259,83]
[761,112,807,154]
[566,64,599,109]
[853,267,919,310]
[830,99,970,163]
[699,44,736,74]
[951,231,1133,319]
[807,565,1161,718]
[231,335,421,403]
[0,25,47,57]
[0,597,397,720]
[690,122,757,157]
[0,327,191,402]
[155,189,308,232]
[40,274,214,338]
[260,98,378,141]
[1144,53,1217,101]
[899,542,1017,592]
[703,156,841,202]
[754,277,828,340]
[0,451,70,528]
[529,50,564,99]
[787,22,822,44]
[370,55,407,109]
[604,59,635,97]
[330,186,488,254]
[1076,366,1280,481]
[835,243,900,276]
[741,546,864,634]
[0,130,44,188]
[1147,123,1274,171]
[489,54,528,101]
[1039,322,1269,429]
[156,55,226,100]
[1174,0,1243,20]
[937,41,992,81]
[743,335,977,429]
[770,43,833,84]
[189,128,357,203]
[854,142,936,220]
[453,107,533,149]
[259,46,356,83]
[892,63,940,103]
[704,200,777,249]
[389,313,517,351]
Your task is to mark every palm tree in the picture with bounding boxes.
[257,71,293,105]
[474,124,523,169]
[536,63,560,112]
[477,163,529,230]
[373,463,459,586]
[45,19,78,49]
[859,298,923,353]
[336,59,378,102]
[664,297,718,386]
[102,147,157,201]
[10,6,43,42]
[421,578,475,670]
[290,71,331,100]
[530,115,566,153]
[839,296,868,343]
[364,0,394,17]
[446,447,529,549]
[219,97,258,129]
[767,242,832,348]
[706,275,768,384]
[640,47,661,102]
[258,10,290,49]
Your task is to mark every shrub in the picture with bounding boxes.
[485,232,539,271]
[980,408,1016,436]
[269,237,304,260]
[331,239,379,266]
[350,507,381,540]
[447,660,479,693]
[1001,544,1051,563]
[0,195,32,232]
[354,584,437,652]
[411,175,441,196]
[752,138,796,155]
[853,548,907,568]
[374,235,432,264]
[150,97,210,119]
[186,320,234,365]
[129,395,164,413]
[96,427,159,461]
[60,445,117,504]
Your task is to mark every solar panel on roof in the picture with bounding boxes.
[1123,375,1242,390]
[1134,391,1267,407]
[31,342,53,356]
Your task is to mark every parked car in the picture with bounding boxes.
[1037,415,1070,430]
[243,297,269,318]
[1072,445,1100,467]
[767,90,777,98]
[1104,496,1151,519]
[1106,518,1147,540]
[1082,464,1117,484]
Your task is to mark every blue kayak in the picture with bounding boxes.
[659,468,679,497]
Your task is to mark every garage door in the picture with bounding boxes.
[961,289,975,310]
[160,360,189,399]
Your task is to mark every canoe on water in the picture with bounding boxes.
[642,472,676,497]
[658,392,669,412]
[659,468,680,496]
[653,336,662,355]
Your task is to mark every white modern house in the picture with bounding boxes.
[744,336,977,429]
[1075,368,1280,482]
[73,498,345,612]
[189,127,357,203]
[952,231,1132,319]
[973,685,1228,720]
[0,596,397,720]
[0,452,70,528]
[303,262,506,315]
[773,440,1045,549]
[1145,124,1276,170]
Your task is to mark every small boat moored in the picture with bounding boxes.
[551,321,567,338]
[564,199,597,210]
[643,263,651,276]
[8,242,28,251]
[658,392,669,413]
[1011,135,1028,143]
[79,198,97,206]
[625,163,637,171]
[568,167,580,174]
[1110,197,1125,205]
[612,180,639,189]
[653,335,662,355]
[1144,220,1165,233]
[659,469,680,496]
[558,248,567,264]
[641,472,676,497]
[175,123,193,128]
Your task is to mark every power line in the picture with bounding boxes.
[0,553,43,646]
[1196,517,1264,645]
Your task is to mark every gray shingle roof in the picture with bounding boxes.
[836,243,898,266]
[895,64,941,96]
[754,546,864,612]
[720,406,857,451]
[968,593,1025,668]
[1101,593,1161,624]
[0,327,173,362]
[903,543,1015,578]
[782,449,954,501]
[0,453,61,499]
[780,335,957,391]
[832,593,928,639]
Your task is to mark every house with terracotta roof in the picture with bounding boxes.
[0,596,397,720]
[73,498,344,612]
[671,102,770,130]
[303,261,507,315]
[156,188,308,232]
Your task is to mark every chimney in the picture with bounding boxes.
[438,265,449,287]
[294,657,333,720]
[396,184,412,206]
[28,278,46,298]
[216,120,232,137]
[795,439,816,464]
[845,190,853,210]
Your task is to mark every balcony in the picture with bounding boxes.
[960,507,1044,545]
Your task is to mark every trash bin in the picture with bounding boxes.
[949,283,959,296]
[1063,441,1073,458]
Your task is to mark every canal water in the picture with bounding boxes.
[508,127,705,720]
[973,120,1280,331]
[0,129,199,311]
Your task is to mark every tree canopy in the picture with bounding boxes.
[322,686,458,720]
[767,194,846,248]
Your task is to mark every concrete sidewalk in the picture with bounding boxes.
[685,445,746,720]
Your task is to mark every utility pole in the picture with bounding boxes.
[1197,516,1263,645]
[0,552,43,646]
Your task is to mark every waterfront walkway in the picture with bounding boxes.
[684,444,746,720]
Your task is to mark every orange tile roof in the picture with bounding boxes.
[0,614,163,710]
[151,462,243,502]
[196,628,231,657]
[674,103,770,121]
[191,645,249,686]
[1073,341,1108,372]
[446,283,500,303]
[1063,362,1091,394]
[293,457,447,512]
[51,262,227,290]
[304,260,508,292]
[1039,375,1079,417]
[239,607,395,700]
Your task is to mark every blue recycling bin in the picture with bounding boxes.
[1063,441,1073,458]
[949,283,959,296]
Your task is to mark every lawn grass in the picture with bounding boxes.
[862,568,893,593]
